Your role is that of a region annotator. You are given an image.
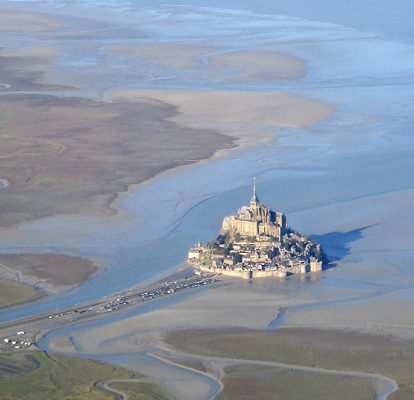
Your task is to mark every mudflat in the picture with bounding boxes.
[0,3,333,310]
[0,47,74,92]
[164,327,414,399]
[0,253,98,294]
[0,10,68,33]
[0,93,233,227]
[218,364,376,400]
[209,51,307,83]
[109,89,333,146]
[106,43,212,69]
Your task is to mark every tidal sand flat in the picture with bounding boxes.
[0,253,98,295]
[109,89,332,147]
[217,364,376,400]
[106,43,212,69]
[0,1,413,399]
[0,9,67,33]
[0,0,335,314]
[104,44,307,84]
[209,51,307,83]
[0,93,232,227]
[0,46,74,92]
[39,277,405,399]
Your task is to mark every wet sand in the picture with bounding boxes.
[106,43,212,69]
[0,2,328,230]
[0,0,333,307]
[0,2,413,399]
[209,51,307,83]
[109,89,333,147]
[38,162,414,397]
[0,9,68,32]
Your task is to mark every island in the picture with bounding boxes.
[188,179,325,279]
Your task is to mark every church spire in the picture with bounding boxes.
[253,177,256,197]
[251,177,259,204]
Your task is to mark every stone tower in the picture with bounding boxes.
[250,177,259,213]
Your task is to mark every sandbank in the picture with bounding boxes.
[0,93,233,227]
[0,253,99,295]
[209,50,307,82]
[105,44,306,84]
[108,88,333,147]
[0,47,74,92]
[284,187,414,339]
[3,45,63,60]
[0,9,68,33]
[106,43,212,69]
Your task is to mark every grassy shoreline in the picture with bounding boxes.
[0,350,172,400]
[0,277,43,310]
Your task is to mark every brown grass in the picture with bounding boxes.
[164,327,414,397]
[218,364,376,400]
[110,89,333,145]
[0,93,233,227]
[0,253,97,286]
[0,277,42,309]
[0,42,75,92]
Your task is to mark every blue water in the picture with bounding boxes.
[0,1,413,325]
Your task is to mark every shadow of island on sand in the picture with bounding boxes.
[310,225,376,269]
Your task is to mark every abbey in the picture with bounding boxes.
[188,179,325,279]
[221,179,287,239]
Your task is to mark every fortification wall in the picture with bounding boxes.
[197,265,287,280]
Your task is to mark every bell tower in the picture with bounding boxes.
[250,177,260,212]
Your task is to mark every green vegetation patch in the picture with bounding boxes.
[0,353,40,380]
[0,277,42,309]
[0,351,143,400]
[110,381,174,400]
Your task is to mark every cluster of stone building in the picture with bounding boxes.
[188,179,324,279]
